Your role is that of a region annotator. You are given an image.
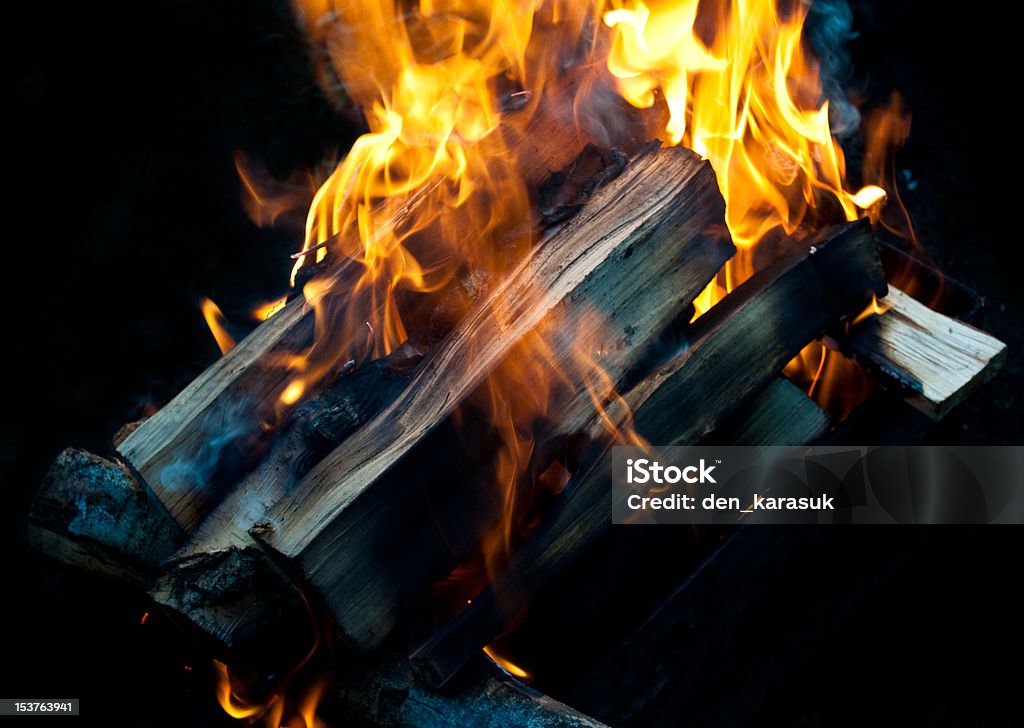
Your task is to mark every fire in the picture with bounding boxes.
[210,0,913,706]
[200,297,236,355]
[253,297,289,322]
[212,585,331,728]
[282,0,547,407]
[852,294,891,326]
[601,0,909,417]
[273,0,905,427]
[214,661,327,727]
[603,0,885,312]
[483,644,531,679]
[214,660,269,720]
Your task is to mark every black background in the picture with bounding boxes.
[3,1,1021,725]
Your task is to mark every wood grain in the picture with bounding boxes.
[848,286,1007,420]
[117,70,643,533]
[245,146,731,652]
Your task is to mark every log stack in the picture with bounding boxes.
[26,115,1007,725]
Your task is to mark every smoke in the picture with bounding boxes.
[158,396,262,497]
[805,0,861,137]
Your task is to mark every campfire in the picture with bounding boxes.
[28,1,1006,726]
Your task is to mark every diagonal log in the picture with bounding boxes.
[166,145,632,566]
[117,70,655,534]
[156,145,732,653]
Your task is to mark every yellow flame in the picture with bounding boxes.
[851,294,891,326]
[253,296,288,321]
[293,676,329,728]
[212,582,331,727]
[280,380,306,406]
[279,0,614,410]
[850,185,887,210]
[213,660,268,720]
[218,0,915,705]
[281,0,905,414]
[483,644,531,679]
[600,0,911,412]
[200,298,236,356]
[603,0,886,315]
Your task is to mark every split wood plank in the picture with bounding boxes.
[847,286,1007,420]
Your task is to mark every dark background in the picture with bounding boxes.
[3,1,1020,725]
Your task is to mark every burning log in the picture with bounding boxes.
[163,144,633,570]
[170,357,420,559]
[27,449,183,586]
[847,286,1007,420]
[154,145,733,653]
[411,220,887,687]
[117,299,314,532]
[115,72,655,535]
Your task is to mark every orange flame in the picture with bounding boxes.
[234,150,318,231]
[213,581,331,727]
[201,297,236,355]
[213,660,269,720]
[283,0,537,408]
[600,1,915,415]
[279,0,618,412]
[214,661,328,727]
[862,93,915,241]
[207,0,916,700]
[459,311,648,587]
[852,294,891,326]
[253,296,289,322]
[603,0,885,315]
[275,1,910,420]
[483,644,531,679]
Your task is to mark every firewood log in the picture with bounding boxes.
[847,286,1006,420]
[117,70,657,534]
[154,145,733,653]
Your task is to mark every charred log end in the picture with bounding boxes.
[150,546,309,675]
[27,448,183,586]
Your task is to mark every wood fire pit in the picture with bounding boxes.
[19,1,1011,726]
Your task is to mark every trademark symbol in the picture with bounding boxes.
[715,459,722,464]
